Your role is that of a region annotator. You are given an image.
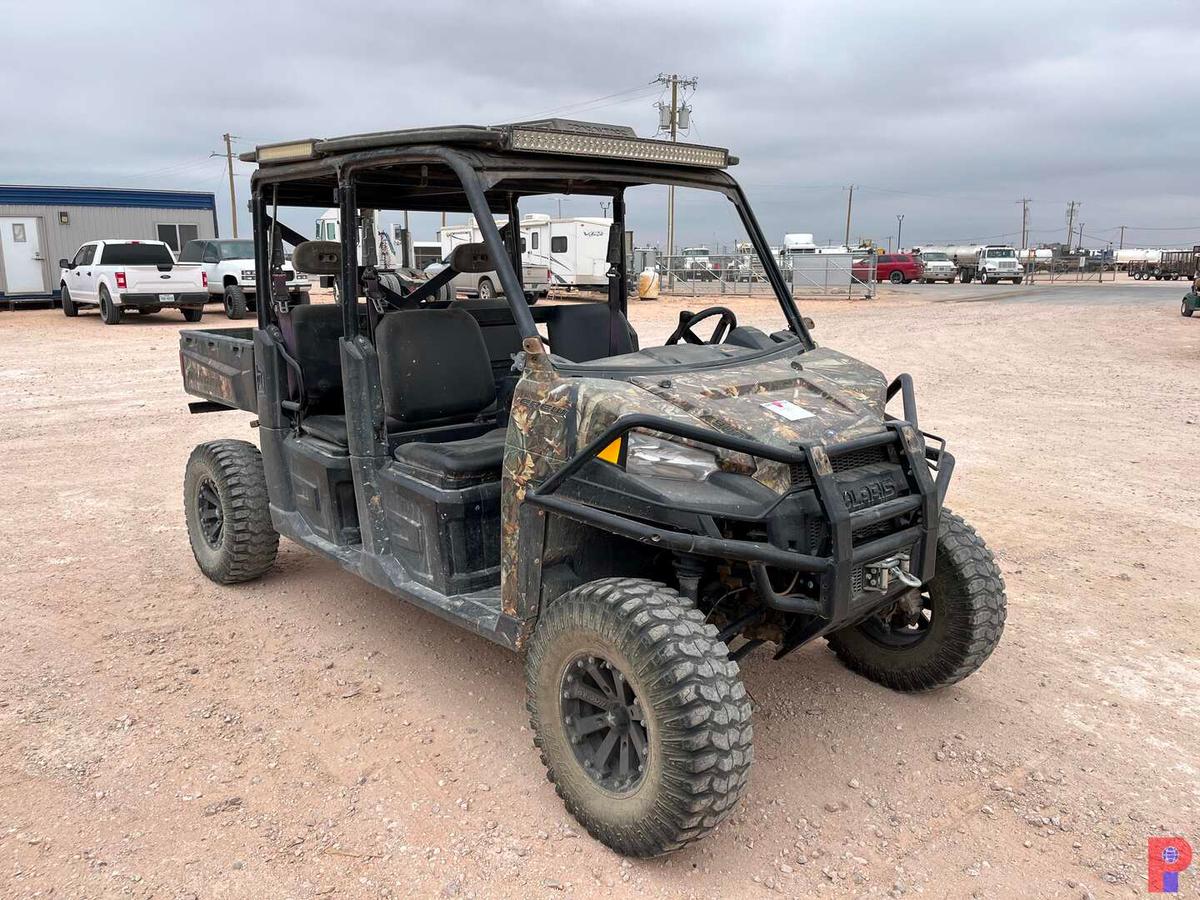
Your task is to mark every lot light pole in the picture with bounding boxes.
[654,73,697,263]
[220,133,238,238]
[896,214,904,252]
[843,185,855,248]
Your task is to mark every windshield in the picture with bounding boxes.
[921,252,949,261]
[215,240,255,260]
[100,243,174,266]
[461,180,806,371]
[985,248,1016,258]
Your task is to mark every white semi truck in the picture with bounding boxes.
[914,244,1023,284]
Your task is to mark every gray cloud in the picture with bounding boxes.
[3,0,1198,250]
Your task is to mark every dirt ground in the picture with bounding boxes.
[1,280,1197,899]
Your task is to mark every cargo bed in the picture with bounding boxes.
[180,327,257,413]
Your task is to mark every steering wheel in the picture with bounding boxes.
[665,306,739,346]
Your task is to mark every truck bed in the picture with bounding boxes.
[180,327,257,413]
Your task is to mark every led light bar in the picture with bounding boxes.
[509,128,729,168]
[255,140,319,164]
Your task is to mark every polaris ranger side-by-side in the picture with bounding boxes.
[179,120,1006,856]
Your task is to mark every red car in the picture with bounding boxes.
[853,253,925,284]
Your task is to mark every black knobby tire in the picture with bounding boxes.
[526,577,752,857]
[224,284,248,319]
[99,288,122,325]
[184,440,279,584]
[827,510,1006,692]
[182,307,204,322]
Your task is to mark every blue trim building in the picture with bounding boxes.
[0,185,218,303]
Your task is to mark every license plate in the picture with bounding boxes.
[160,293,175,302]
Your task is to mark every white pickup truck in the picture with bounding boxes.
[58,240,207,325]
[179,238,311,319]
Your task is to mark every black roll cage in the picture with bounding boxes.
[248,145,815,351]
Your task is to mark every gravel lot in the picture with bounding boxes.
[0,280,1196,899]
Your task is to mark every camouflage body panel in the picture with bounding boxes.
[500,343,889,622]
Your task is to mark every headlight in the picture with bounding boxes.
[241,269,255,280]
[625,433,719,482]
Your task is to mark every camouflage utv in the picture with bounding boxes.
[179,120,1007,856]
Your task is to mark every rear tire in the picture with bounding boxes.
[1183,299,1194,318]
[61,285,78,317]
[224,284,248,319]
[184,440,279,584]
[526,577,752,857]
[889,270,904,284]
[477,277,495,300]
[99,288,122,325]
[182,307,204,322]
[827,510,1006,692]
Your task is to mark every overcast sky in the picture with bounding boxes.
[5,0,1198,251]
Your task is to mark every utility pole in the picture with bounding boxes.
[895,214,905,252]
[222,133,238,237]
[1017,198,1031,250]
[1118,225,1126,250]
[1078,222,1084,252]
[654,73,697,262]
[1065,201,1079,252]
[843,185,855,248]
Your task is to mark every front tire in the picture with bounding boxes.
[477,277,495,300]
[99,288,122,325]
[827,510,1006,692]
[526,577,752,857]
[224,284,248,319]
[889,270,904,284]
[61,285,78,317]
[184,440,279,584]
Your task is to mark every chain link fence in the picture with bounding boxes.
[648,253,876,299]
[1023,251,1116,283]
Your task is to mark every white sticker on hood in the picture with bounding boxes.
[761,399,814,421]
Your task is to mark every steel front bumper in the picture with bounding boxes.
[525,375,952,642]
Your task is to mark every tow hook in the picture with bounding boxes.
[863,553,922,592]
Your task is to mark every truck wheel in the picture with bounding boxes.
[182,307,204,322]
[224,284,248,319]
[1183,300,1194,318]
[1013,276,1023,285]
[477,277,495,300]
[61,285,78,317]
[960,270,972,283]
[827,510,1006,692]
[526,577,752,857]
[184,440,279,584]
[889,270,904,284]
[99,288,122,325]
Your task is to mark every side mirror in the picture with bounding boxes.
[802,316,816,331]
[59,258,72,269]
[291,240,341,275]
[448,242,496,274]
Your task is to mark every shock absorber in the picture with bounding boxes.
[672,553,705,602]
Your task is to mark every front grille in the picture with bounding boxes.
[789,443,889,487]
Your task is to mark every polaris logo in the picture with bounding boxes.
[842,479,897,511]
